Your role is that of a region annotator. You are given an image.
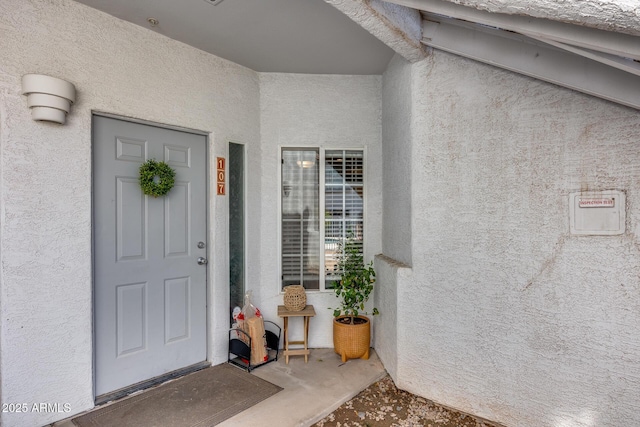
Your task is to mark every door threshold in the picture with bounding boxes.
[95,361,211,405]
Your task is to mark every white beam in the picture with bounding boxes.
[421,19,640,110]
[385,0,640,60]
[526,36,640,78]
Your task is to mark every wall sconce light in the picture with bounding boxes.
[22,74,76,124]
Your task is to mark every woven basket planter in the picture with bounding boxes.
[283,285,306,311]
[333,315,370,362]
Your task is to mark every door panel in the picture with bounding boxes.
[116,282,147,356]
[93,116,207,397]
[164,277,190,343]
[165,182,189,256]
[116,177,146,260]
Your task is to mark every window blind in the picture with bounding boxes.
[281,148,364,291]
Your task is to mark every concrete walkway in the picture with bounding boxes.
[54,348,386,427]
[221,348,386,427]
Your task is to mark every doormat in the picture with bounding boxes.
[72,363,282,427]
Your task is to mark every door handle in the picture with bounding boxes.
[197,257,208,265]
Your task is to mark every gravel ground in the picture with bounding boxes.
[313,375,501,427]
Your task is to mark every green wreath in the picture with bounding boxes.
[139,159,175,197]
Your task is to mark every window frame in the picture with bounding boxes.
[278,146,368,293]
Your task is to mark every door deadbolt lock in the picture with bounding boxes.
[197,257,208,265]
[197,241,206,249]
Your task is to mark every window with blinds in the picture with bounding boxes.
[281,148,364,291]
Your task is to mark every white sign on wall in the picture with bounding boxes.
[578,198,615,208]
[569,190,625,235]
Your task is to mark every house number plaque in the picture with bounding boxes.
[216,157,225,195]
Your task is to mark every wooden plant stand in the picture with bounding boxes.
[277,305,316,364]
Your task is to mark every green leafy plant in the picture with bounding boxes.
[139,159,175,198]
[332,234,379,324]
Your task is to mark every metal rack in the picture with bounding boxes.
[228,320,281,372]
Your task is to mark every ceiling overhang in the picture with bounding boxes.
[383,0,640,109]
[72,0,396,75]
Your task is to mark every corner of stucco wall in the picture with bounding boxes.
[373,254,412,384]
[378,52,420,383]
[381,53,414,266]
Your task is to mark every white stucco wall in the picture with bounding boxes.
[444,0,640,36]
[374,53,416,383]
[393,50,640,427]
[0,0,260,425]
[373,254,412,383]
[258,73,383,348]
[381,54,413,265]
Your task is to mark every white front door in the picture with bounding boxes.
[93,115,207,398]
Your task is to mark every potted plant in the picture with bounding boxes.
[331,234,379,362]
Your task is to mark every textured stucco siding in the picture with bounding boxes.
[382,54,413,265]
[373,254,413,383]
[444,0,640,36]
[398,50,640,427]
[258,73,383,348]
[377,52,415,387]
[0,0,260,425]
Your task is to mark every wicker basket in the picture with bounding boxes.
[283,285,306,311]
[333,315,370,362]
